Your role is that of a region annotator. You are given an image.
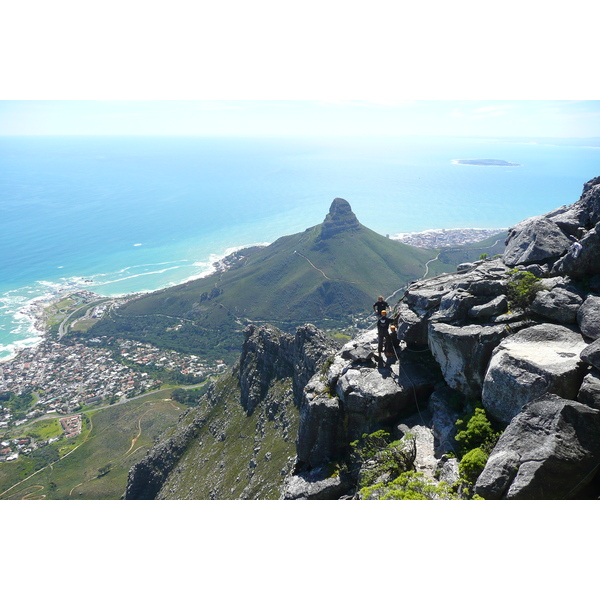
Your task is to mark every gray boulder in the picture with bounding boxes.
[475,394,600,499]
[577,371,600,410]
[296,374,345,469]
[578,294,600,340]
[581,338,600,371]
[552,224,600,279]
[395,303,428,347]
[428,322,510,399]
[336,360,436,442]
[282,466,353,499]
[481,323,588,424]
[340,329,377,364]
[469,295,508,320]
[435,290,480,322]
[530,287,583,324]
[503,216,573,267]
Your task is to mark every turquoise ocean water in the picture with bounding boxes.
[1,134,599,360]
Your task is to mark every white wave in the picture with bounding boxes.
[0,336,44,363]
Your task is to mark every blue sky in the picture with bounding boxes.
[1,100,600,137]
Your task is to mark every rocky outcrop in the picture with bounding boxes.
[239,323,334,413]
[481,324,588,424]
[503,217,572,267]
[317,197,361,241]
[475,394,600,499]
[124,323,338,500]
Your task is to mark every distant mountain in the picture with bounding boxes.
[86,199,438,360]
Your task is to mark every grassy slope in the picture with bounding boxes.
[117,223,436,323]
[155,370,299,500]
[0,391,186,500]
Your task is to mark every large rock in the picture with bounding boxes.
[530,287,583,324]
[552,224,600,279]
[317,197,361,241]
[282,466,353,500]
[336,360,436,442]
[503,216,572,267]
[295,383,345,469]
[428,322,510,399]
[580,338,600,371]
[577,295,600,340]
[435,290,480,322]
[395,303,428,347]
[469,295,508,320]
[481,324,588,424]
[577,371,600,410]
[475,394,600,499]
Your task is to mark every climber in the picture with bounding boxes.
[387,324,401,356]
[373,295,390,315]
[376,309,393,356]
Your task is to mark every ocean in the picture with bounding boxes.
[1,134,599,360]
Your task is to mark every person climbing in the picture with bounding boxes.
[376,309,393,356]
[373,295,390,315]
[387,324,401,356]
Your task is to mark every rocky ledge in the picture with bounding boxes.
[283,176,600,500]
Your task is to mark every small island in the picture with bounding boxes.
[452,158,520,167]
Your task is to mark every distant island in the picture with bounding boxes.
[453,158,520,167]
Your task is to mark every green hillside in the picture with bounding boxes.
[0,390,188,500]
[83,199,437,361]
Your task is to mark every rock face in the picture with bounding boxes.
[475,394,600,499]
[124,323,338,500]
[481,324,588,424]
[317,197,361,241]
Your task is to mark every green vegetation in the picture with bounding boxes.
[20,417,63,441]
[350,430,456,500]
[454,405,502,497]
[170,385,210,406]
[0,391,36,421]
[360,471,456,500]
[455,407,499,456]
[153,370,301,500]
[506,268,543,309]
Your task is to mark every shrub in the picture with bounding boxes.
[458,447,488,484]
[506,269,543,309]
[350,430,417,489]
[455,407,499,456]
[359,471,456,500]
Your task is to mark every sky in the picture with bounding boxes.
[1,99,600,137]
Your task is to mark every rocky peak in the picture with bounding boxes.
[318,197,361,240]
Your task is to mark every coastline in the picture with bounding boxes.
[0,242,269,363]
[0,230,504,364]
